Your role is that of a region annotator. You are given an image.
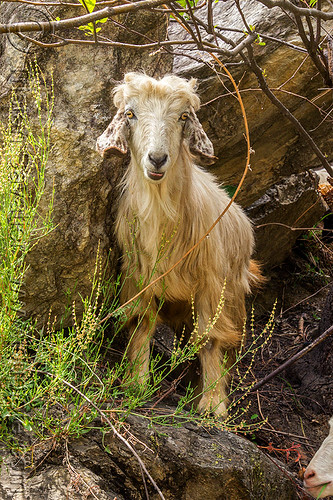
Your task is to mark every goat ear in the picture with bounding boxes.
[96,110,128,158]
[185,111,217,166]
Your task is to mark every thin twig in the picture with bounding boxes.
[260,426,310,442]
[255,0,333,20]
[294,12,330,86]
[255,222,333,232]
[185,0,203,48]
[250,324,333,393]
[245,44,333,177]
[282,281,333,315]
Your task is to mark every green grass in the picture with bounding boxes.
[0,64,276,464]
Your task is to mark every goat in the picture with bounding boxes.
[96,73,260,415]
[303,417,333,498]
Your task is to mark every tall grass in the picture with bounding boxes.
[0,65,275,461]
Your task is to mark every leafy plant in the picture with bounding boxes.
[77,0,108,36]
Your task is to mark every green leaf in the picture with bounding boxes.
[78,23,94,33]
[251,413,259,420]
[78,0,96,13]
[78,18,107,35]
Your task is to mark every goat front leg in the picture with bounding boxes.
[126,314,158,386]
[197,338,230,416]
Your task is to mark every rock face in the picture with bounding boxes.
[0,412,298,499]
[170,0,333,203]
[0,4,172,325]
[247,171,321,267]
[170,0,330,265]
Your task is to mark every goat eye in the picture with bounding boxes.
[180,112,189,121]
[125,110,135,119]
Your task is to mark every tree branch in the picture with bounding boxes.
[245,44,333,177]
[250,324,333,392]
[255,0,333,20]
[293,12,331,86]
[0,0,169,34]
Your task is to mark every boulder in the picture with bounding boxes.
[0,4,172,325]
[247,171,322,267]
[0,411,298,499]
[170,0,333,203]
[170,0,331,267]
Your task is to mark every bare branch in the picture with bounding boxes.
[0,0,169,34]
[250,324,333,393]
[245,44,333,177]
[169,2,202,50]
[3,0,83,5]
[293,12,331,86]
[258,33,308,52]
[255,0,333,20]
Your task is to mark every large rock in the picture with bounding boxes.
[0,4,172,325]
[0,411,298,499]
[170,0,331,266]
[247,171,321,267]
[170,0,333,203]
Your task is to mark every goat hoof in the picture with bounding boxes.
[197,396,228,418]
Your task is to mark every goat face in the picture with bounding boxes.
[96,73,217,181]
[124,93,191,183]
[303,417,333,498]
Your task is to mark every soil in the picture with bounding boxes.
[238,230,333,499]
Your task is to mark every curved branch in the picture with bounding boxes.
[255,0,333,20]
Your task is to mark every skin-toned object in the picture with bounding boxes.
[304,417,333,498]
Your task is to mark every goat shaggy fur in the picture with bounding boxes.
[97,72,260,415]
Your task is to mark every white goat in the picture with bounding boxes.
[97,73,261,415]
[304,417,333,498]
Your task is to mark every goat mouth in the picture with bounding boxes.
[147,170,165,181]
[305,482,331,492]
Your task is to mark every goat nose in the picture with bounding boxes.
[148,153,168,169]
[304,469,316,480]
